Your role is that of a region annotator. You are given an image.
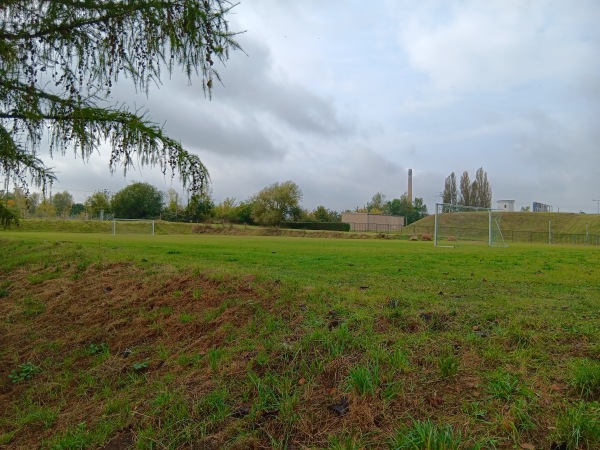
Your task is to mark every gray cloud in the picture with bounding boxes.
[36,0,600,215]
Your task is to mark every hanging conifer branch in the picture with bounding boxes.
[0,0,242,226]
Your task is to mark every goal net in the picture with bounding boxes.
[433,203,507,247]
[112,219,155,235]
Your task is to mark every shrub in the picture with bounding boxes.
[282,222,350,232]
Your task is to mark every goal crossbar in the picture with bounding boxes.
[112,218,155,235]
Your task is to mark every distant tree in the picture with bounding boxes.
[309,205,341,222]
[84,190,111,219]
[409,197,429,224]
[367,192,387,213]
[521,206,531,212]
[70,203,85,216]
[184,193,214,222]
[385,197,407,216]
[111,182,163,219]
[5,187,29,218]
[214,197,238,222]
[36,198,56,218]
[471,167,492,208]
[0,191,19,223]
[230,201,254,225]
[52,191,73,217]
[162,188,185,222]
[459,171,471,206]
[251,181,303,226]
[442,172,458,205]
[456,168,492,208]
[384,194,428,225]
[27,192,40,217]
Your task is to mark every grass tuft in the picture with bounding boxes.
[487,370,533,402]
[570,359,600,399]
[348,362,380,396]
[389,419,463,450]
[553,401,600,450]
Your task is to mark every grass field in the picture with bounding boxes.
[0,230,599,449]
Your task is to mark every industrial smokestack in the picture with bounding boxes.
[408,169,413,203]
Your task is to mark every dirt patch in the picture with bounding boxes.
[101,428,135,450]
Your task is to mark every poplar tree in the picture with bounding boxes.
[442,172,457,205]
[1,0,241,226]
[470,167,492,208]
[459,171,471,206]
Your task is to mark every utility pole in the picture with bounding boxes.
[593,199,600,215]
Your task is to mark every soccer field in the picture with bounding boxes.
[1,232,599,449]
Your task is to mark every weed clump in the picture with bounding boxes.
[9,362,42,383]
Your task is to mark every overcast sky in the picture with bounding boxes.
[43,0,600,213]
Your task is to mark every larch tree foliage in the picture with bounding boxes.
[0,0,241,226]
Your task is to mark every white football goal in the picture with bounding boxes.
[112,218,155,235]
[433,203,507,247]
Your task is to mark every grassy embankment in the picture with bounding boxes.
[0,229,599,449]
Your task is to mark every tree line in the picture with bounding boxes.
[359,192,428,225]
[442,168,492,208]
[2,180,429,226]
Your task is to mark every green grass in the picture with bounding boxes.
[389,419,464,449]
[554,401,600,450]
[0,230,599,449]
[570,359,600,399]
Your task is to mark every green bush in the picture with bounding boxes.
[282,222,350,232]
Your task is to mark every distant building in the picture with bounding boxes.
[533,202,553,212]
[341,212,404,232]
[497,200,515,212]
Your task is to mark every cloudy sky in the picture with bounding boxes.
[44,0,600,213]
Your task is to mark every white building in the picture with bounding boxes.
[497,200,515,211]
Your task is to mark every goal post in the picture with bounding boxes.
[488,209,508,247]
[434,203,507,247]
[112,218,155,235]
